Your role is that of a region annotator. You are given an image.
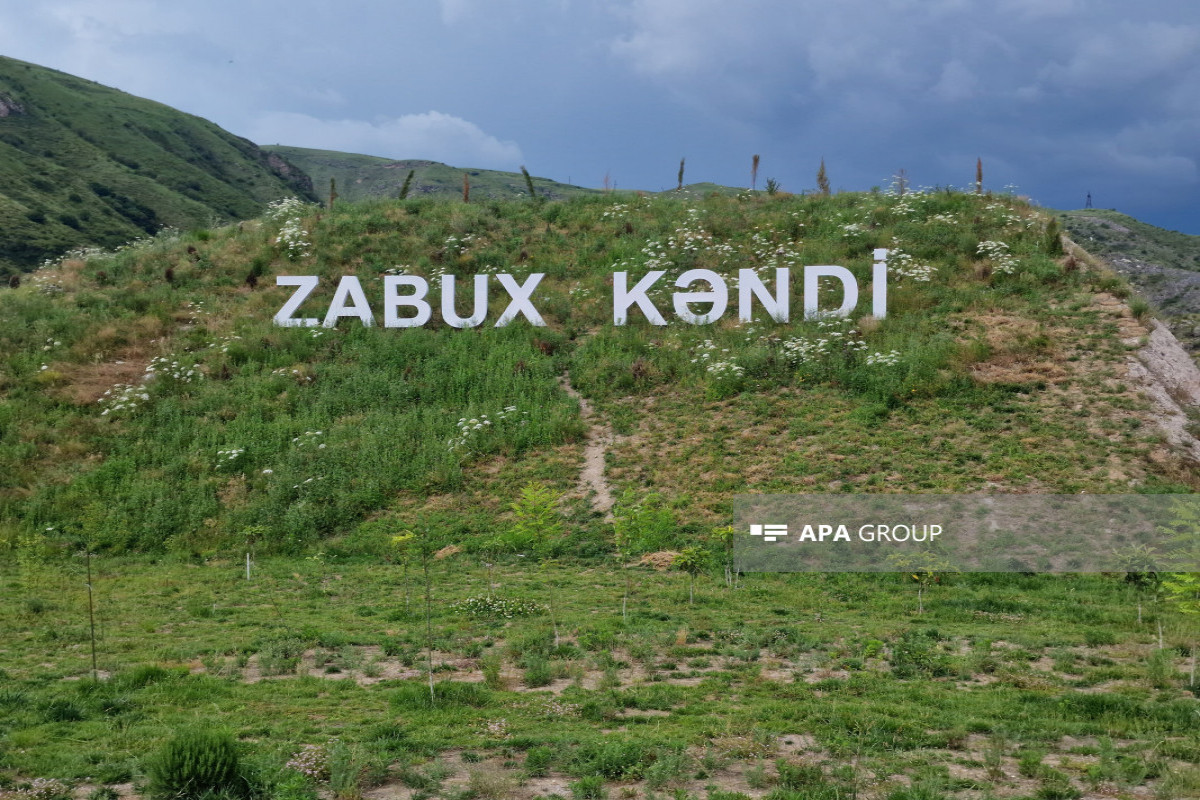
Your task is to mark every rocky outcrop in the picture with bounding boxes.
[1128,320,1200,462]
[0,93,25,117]
[264,152,316,199]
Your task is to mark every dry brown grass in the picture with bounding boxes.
[59,349,152,405]
[638,551,680,570]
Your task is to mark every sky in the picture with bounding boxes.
[1,1,1198,233]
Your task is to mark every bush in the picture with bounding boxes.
[39,697,85,723]
[145,728,247,800]
[522,656,554,688]
[569,740,649,779]
[525,746,554,777]
[889,631,953,678]
[569,776,606,800]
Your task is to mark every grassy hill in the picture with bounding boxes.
[263,145,604,204]
[1,187,1194,552]
[1058,209,1200,351]
[0,56,316,279]
[2,188,1199,799]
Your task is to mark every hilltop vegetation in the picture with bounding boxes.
[0,56,315,279]
[1,186,1194,557]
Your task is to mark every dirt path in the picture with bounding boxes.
[558,372,616,519]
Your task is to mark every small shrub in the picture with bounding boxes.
[466,768,515,800]
[366,723,408,753]
[1146,648,1177,689]
[40,697,85,723]
[744,762,770,789]
[145,728,247,800]
[258,637,307,676]
[644,751,691,789]
[570,776,607,800]
[775,760,825,790]
[327,740,368,800]
[481,656,505,690]
[889,631,952,678]
[523,655,554,688]
[571,740,648,780]
[525,747,554,777]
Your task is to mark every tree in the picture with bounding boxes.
[751,154,760,191]
[521,165,540,204]
[817,159,831,196]
[975,157,983,195]
[1042,218,1064,255]
[611,489,675,621]
[241,525,267,581]
[677,157,686,191]
[1162,573,1199,685]
[673,546,710,605]
[707,525,744,588]
[885,551,959,614]
[539,557,563,646]
[508,482,564,557]
[415,529,441,703]
[1112,543,1163,626]
[1159,498,1200,684]
[390,530,416,613]
[398,169,415,200]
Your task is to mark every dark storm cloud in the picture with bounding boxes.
[0,0,1195,231]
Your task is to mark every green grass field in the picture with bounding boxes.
[3,556,1200,800]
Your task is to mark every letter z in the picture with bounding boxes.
[275,276,320,327]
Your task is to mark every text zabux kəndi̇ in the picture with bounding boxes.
[275,249,891,328]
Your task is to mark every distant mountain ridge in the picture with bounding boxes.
[262,145,605,204]
[0,55,316,279]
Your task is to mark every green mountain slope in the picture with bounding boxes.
[264,145,604,204]
[0,56,316,279]
[2,188,1195,555]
